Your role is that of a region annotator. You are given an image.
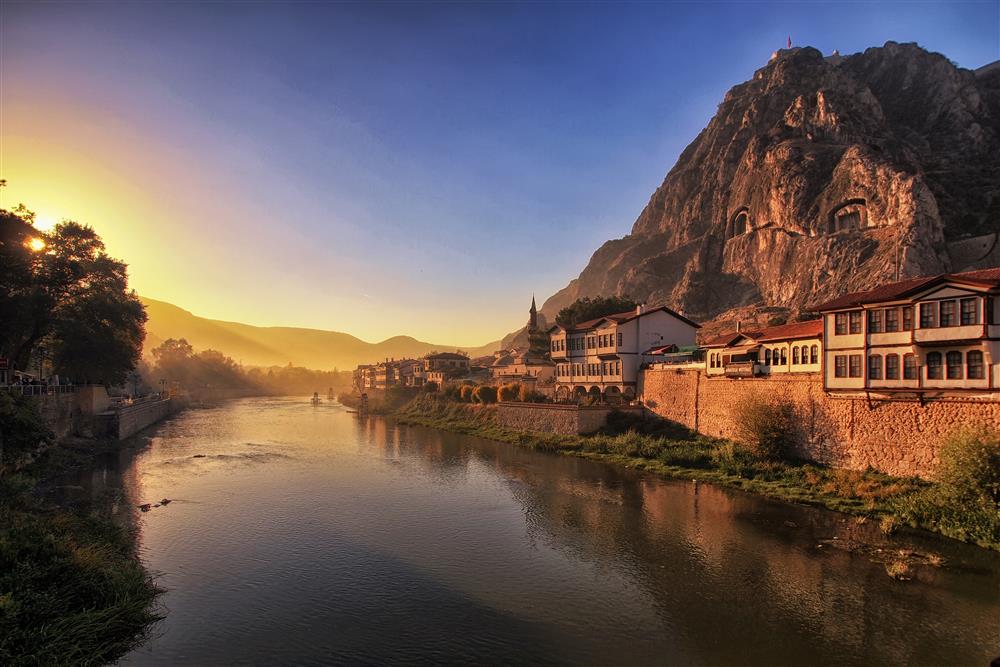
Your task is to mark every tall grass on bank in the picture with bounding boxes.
[342,391,999,550]
[892,426,1000,548]
[0,413,162,665]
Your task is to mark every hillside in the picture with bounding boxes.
[537,42,1000,331]
[141,297,499,370]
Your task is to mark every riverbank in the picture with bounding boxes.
[345,392,1000,552]
[0,396,161,665]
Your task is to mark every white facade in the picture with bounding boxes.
[549,306,699,400]
[818,277,1000,394]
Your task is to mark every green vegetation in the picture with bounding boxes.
[383,393,1000,551]
[892,427,1000,548]
[555,295,638,329]
[0,392,54,473]
[0,399,161,664]
[731,394,798,459]
[472,385,497,404]
[1,206,146,386]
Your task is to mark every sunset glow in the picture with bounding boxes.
[2,1,997,345]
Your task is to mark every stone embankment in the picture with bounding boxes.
[497,402,644,435]
[23,386,184,441]
[640,369,999,478]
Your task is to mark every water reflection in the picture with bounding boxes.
[73,397,1000,665]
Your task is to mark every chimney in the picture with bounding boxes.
[636,303,644,316]
[736,321,741,333]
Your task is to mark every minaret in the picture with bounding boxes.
[528,295,538,331]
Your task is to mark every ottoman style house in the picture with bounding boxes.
[548,305,700,402]
[811,268,1000,395]
[702,319,823,378]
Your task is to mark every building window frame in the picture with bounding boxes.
[848,311,862,334]
[834,313,847,336]
[960,298,979,326]
[848,354,862,378]
[940,300,957,327]
[868,354,882,380]
[903,353,918,380]
[834,355,847,378]
[926,352,943,380]
[967,350,985,380]
[946,350,963,379]
[885,354,899,380]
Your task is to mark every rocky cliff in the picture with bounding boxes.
[540,42,1000,328]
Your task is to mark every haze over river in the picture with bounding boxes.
[75,398,999,665]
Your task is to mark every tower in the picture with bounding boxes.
[528,294,538,331]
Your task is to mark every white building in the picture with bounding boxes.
[549,305,700,402]
[811,268,1000,395]
[702,320,822,377]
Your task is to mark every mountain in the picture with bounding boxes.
[538,42,1000,330]
[141,297,500,369]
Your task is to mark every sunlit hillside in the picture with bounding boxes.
[141,297,499,370]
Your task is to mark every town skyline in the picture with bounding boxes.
[3,1,998,346]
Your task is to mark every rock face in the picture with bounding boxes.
[540,43,1000,325]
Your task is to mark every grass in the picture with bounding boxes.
[0,443,162,666]
[378,393,1000,551]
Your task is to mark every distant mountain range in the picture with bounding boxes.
[141,297,500,370]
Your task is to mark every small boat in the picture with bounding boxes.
[311,392,322,405]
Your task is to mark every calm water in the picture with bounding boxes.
[71,397,999,665]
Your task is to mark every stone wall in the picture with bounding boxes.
[497,402,644,435]
[114,399,176,439]
[640,368,1000,478]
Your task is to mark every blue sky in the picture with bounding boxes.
[2,1,998,344]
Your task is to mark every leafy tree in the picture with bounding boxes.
[555,296,638,329]
[0,208,146,385]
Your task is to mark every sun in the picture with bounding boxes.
[27,237,47,252]
[34,214,58,231]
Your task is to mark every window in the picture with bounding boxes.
[868,355,882,380]
[764,349,771,365]
[792,347,799,365]
[961,298,979,326]
[868,310,883,333]
[849,355,862,378]
[940,300,956,327]
[885,308,899,332]
[902,306,913,331]
[810,345,818,364]
[967,351,985,380]
[849,311,862,334]
[886,354,899,380]
[920,303,936,328]
[834,355,847,378]
[617,333,623,346]
[835,313,847,335]
[926,352,943,380]
[903,354,918,380]
[946,351,963,379]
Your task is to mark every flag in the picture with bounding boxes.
[787,35,792,48]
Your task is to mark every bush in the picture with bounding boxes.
[473,386,497,404]
[519,388,549,403]
[459,385,475,402]
[712,442,758,477]
[423,381,438,392]
[936,426,1000,511]
[730,394,798,459]
[498,383,521,402]
[0,393,53,472]
[442,384,461,400]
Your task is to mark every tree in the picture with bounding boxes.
[0,208,147,384]
[555,296,638,329]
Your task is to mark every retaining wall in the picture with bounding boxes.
[640,368,1000,478]
[497,402,644,435]
[112,399,176,439]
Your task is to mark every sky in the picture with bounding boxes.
[2,1,998,346]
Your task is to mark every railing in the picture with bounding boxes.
[2,384,77,397]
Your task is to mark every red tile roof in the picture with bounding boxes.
[809,267,1000,312]
[703,319,822,348]
[555,306,702,332]
[757,318,823,342]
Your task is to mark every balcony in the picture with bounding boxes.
[723,361,761,378]
[913,324,983,345]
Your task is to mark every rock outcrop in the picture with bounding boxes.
[539,43,1000,326]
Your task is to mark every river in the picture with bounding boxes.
[71,397,999,665]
